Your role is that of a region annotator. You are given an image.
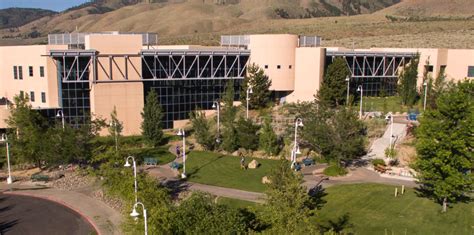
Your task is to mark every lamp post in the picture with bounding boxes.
[291,118,303,168]
[130,202,148,235]
[124,156,138,204]
[386,113,394,150]
[357,85,363,119]
[177,129,186,179]
[212,101,220,143]
[345,76,350,105]
[56,110,65,129]
[0,134,12,184]
[110,120,118,151]
[246,86,253,119]
[423,82,428,111]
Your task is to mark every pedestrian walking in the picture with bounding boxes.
[176,145,181,157]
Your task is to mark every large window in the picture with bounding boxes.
[41,92,46,103]
[40,66,45,77]
[30,91,35,102]
[18,66,23,80]
[468,66,474,77]
[29,66,33,77]
[13,66,17,79]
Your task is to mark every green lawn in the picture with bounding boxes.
[216,197,259,209]
[129,146,175,165]
[358,96,422,113]
[186,151,280,192]
[318,184,474,234]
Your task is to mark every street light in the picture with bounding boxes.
[212,101,220,143]
[357,85,363,119]
[0,134,12,184]
[56,110,65,129]
[110,120,118,151]
[386,113,394,150]
[130,201,148,235]
[177,129,187,179]
[345,76,350,105]
[124,156,138,204]
[423,82,428,111]
[291,118,303,168]
[246,86,253,119]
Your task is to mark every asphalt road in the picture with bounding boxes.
[0,193,96,235]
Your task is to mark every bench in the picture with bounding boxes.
[144,157,158,166]
[374,165,390,173]
[170,162,181,170]
[31,174,50,182]
[294,163,302,171]
[302,158,315,166]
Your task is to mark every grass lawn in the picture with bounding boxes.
[186,151,280,192]
[216,197,259,210]
[318,184,474,234]
[129,146,175,165]
[358,96,422,113]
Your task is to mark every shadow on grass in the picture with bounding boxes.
[319,213,354,234]
[308,185,328,210]
[414,185,473,207]
[186,154,226,178]
[161,179,190,200]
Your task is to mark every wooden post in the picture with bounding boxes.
[401,185,405,195]
[394,187,398,197]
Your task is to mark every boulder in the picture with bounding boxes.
[261,176,271,184]
[248,160,260,169]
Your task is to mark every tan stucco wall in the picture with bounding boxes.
[0,107,9,129]
[445,49,474,80]
[248,34,298,91]
[286,47,326,103]
[0,44,67,109]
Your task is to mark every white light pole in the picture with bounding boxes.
[345,76,350,105]
[291,118,303,168]
[130,202,148,235]
[386,113,394,150]
[124,156,138,204]
[177,129,186,179]
[357,85,363,119]
[212,101,220,143]
[0,134,12,184]
[110,120,118,151]
[246,86,253,119]
[423,82,428,111]
[56,110,65,129]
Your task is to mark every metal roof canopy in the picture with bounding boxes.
[141,49,250,56]
[327,50,417,58]
[48,50,98,57]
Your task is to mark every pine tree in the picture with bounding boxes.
[190,111,215,150]
[317,57,350,107]
[398,55,419,106]
[259,117,280,155]
[221,80,238,151]
[141,90,164,147]
[414,80,473,212]
[108,106,123,137]
[241,63,272,109]
[235,117,260,150]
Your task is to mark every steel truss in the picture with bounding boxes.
[327,51,416,78]
[141,50,250,80]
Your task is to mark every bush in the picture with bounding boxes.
[323,165,348,176]
[384,147,397,158]
[371,159,386,166]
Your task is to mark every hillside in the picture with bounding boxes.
[0,8,56,29]
[0,0,473,49]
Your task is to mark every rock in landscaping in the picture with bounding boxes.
[261,176,271,184]
[248,160,260,169]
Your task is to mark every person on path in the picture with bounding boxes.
[240,156,246,170]
[176,145,181,157]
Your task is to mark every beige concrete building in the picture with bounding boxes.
[1,33,473,135]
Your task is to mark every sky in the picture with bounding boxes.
[0,0,90,12]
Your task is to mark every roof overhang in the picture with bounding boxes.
[327,50,416,58]
[141,49,251,56]
[47,50,98,57]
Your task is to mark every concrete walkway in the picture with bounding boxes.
[365,122,407,159]
[1,183,122,235]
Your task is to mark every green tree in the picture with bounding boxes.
[398,55,420,106]
[259,117,280,155]
[108,106,123,150]
[221,80,238,151]
[141,90,164,147]
[45,124,82,167]
[317,57,350,107]
[426,69,448,109]
[241,63,272,109]
[235,117,260,150]
[263,160,318,233]
[190,111,215,150]
[6,95,49,167]
[414,80,474,212]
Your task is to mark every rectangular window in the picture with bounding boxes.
[289,65,292,69]
[468,66,474,77]
[264,65,268,69]
[277,65,281,69]
[440,65,447,74]
[40,66,45,77]
[13,66,18,79]
[18,66,23,80]
[19,91,24,98]
[41,92,46,103]
[425,65,433,72]
[30,91,35,102]
[29,66,33,77]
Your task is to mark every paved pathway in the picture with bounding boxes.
[366,121,407,159]
[0,183,122,235]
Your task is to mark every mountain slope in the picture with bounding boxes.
[0,8,56,29]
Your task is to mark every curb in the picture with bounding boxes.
[4,191,102,235]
